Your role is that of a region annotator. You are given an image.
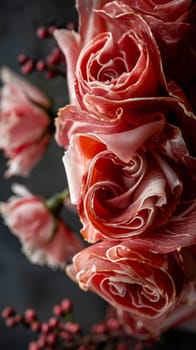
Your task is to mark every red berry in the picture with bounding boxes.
[45,70,55,79]
[21,60,34,74]
[52,48,62,63]
[46,54,57,66]
[91,323,107,334]
[18,54,28,64]
[31,320,41,332]
[48,317,59,328]
[36,60,46,71]
[48,25,57,35]
[59,330,72,340]
[53,305,62,316]
[5,317,15,327]
[41,322,51,333]
[37,334,47,348]
[46,333,57,346]
[52,47,61,57]
[65,321,80,334]
[1,306,15,318]
[36,26,48,39]
[28,341,40,350]
[14,314,23,324]
[60,298,72,313]
[25,309,37,323]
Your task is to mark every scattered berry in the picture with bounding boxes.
[21,60,34,74]
[5,317,16,327]
[36,60,46,71]
[45,333,57,346]
[36,26,49,39]
[48,25,57,35]
[65,321,81,334]
[1,306,15,318]
[28,341,41,350]
[41,322,51,334]
[60,298,72,314]
[31,320,41,332]
[91,323,107,334]
[45,70,56,79]
[25,309,37,323]
[18,54,29,64]
[48,317,59,328]
[53,304,62,317]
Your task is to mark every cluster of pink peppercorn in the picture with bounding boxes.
[1,298,153,350]
[17,22,76,79]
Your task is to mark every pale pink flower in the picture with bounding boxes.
[0,67,51,176]
[0,185,82,268]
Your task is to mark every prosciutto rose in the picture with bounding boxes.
[116,245,196,338]
[54,1,196,150]
[62,118,189,243]
[0,185,82,268]
[54,0,167,115]
[0,67,51,176]
[66,239,185,338]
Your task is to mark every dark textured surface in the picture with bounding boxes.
[0,1,195,349]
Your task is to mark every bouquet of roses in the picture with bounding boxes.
[0,0,196,346]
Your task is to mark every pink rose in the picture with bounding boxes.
[54,1,195,150]
[0,185,82,268]
[54,1,167,113]
[63,119,190,243]
[0,67,51,176]
[67,239,186,338]
[3,134,50,177]
[117,245,196,338]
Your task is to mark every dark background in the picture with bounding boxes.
[0,1,195,349]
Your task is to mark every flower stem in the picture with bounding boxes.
[45,188,69,214]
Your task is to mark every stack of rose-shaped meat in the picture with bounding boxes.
[54,0,196,339]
